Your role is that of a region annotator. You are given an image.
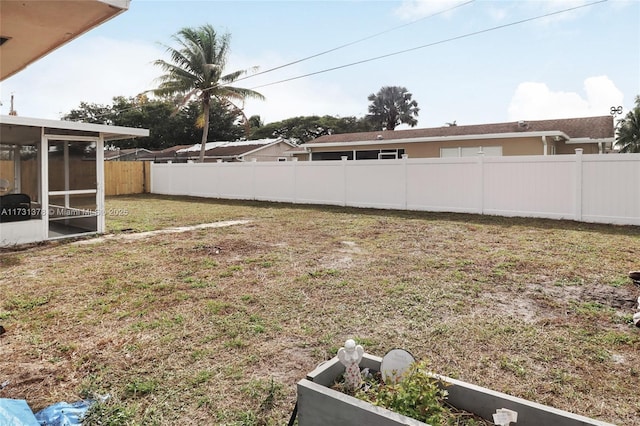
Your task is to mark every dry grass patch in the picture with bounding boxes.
[0,194,639,425]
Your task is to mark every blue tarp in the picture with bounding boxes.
[0,399,40,426]
[34,400,93,426]
[0,398,95,426]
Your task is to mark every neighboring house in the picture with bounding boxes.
[105,146,194,162]
[290,116,614,161]
[175,138,297,162]
[0,0,149,247]
[104,148,153,161]
[138,145,193,162]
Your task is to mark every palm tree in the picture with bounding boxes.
[367,86,420,131]
[615,95,640,153]
[154,24,265,162]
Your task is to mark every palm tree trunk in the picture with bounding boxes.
[199,96,211,163]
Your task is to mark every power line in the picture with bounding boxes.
[249,0,608,90]
[234,0,475,83]
[69,0,607,122]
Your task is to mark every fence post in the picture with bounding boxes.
[341,156,348,207]
[149,162,153,194]
[252,158,257,201]
[215,159,223,198]
[292,157,298,203]
[402,154,408,210]
[574,148,583,221]
[478,152,485,215]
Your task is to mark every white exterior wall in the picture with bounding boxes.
[151,153,640,226]
[0,220,45,246]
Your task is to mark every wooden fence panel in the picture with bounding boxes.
[0,160,14,190]
[144,161,151,195]
[1,159,38,199]
[2,160,151,197]
[105,161,151,196]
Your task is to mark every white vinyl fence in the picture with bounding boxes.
[151,151,640,226]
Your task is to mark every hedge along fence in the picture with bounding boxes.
[0,160,151,196]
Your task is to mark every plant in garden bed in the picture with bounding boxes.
[334,360,492,426]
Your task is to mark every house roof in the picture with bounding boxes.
[134,145,194,160]
[206,139,283,157]
[104,148,152,160]
[1,0,130,81]
[307,116,614,145]
[155,145,193,154]
[177,139,295,159]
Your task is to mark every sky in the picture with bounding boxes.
[1,0,639,130]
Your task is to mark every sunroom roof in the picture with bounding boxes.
[0,114,149,143]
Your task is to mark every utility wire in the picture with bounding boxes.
[68,0,606,122]
[249,0,608,90]
[234,0,475,83]
[68,2,474,122]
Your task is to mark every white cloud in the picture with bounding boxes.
[0,37,163,119]
[507,76,624,120]
[487,6,507,21]
[484,0,605,26]
[394,0,467,20]
[528,0,594,25]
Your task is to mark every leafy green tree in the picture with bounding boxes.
[113,96,198,149]
[153,24,265,162]
[248,115,263,131]
[62,96,245,150]
[367,86,419,130]
[251,115,376,143]
[63,102,114,125]
[615,95,640,153]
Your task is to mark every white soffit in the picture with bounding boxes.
[0,0,130,81]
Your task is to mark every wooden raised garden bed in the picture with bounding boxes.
[297,353,616,426]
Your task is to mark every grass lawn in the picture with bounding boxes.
[1,194,639,425]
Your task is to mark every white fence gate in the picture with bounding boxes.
[151,151,640,226]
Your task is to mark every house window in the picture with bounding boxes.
[312,148,405,161]
[311,151,354,161]
[355,150,379,160]
[440,146,502,157]
[378,149,405,159]
[356,148,405,160]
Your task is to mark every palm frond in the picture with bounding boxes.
[221,69,246,83]
[153,23,265,160]
[615,105,640,153]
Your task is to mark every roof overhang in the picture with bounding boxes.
[304,131,571,149]
[0,114,149,142]
[0,0,131,81]
[565,137,615,145]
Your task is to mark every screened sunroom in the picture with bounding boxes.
[0,115,148,246]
